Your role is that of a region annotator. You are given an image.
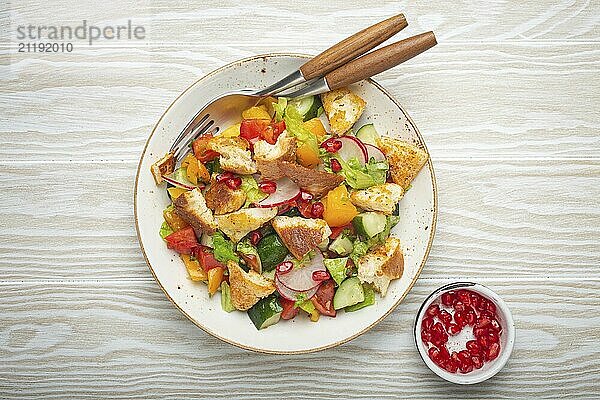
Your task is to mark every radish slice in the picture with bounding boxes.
[257,177,300,208]
[275,276,320,301]
[276,252,326,292]
[162,174,197,190]
[365,144,386,162]
[337,136,368,165]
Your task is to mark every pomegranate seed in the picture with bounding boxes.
[474,327,488,338]
[477,299,489,312]
[432,322,444,334]
[487,342,500,360]
[454,301,466,312]
[446,360,459,373]
[479,310,494,320]
[470,293,480,309]
[487,301,497,314]
[441,291,455,306]
[311,202,324,218]
[216,172,234,182]
[225,177,242,190]
[249,231,262,246]
[426,304,440,318]
[466,340,481,354]
[300,191,313,201]
[488,330,500,343]
[477,336,489,349]
[476,317,491,329]
[428,347,440,361]
[448,323,461,335]
[330,158,342,172]
[438,345,450,360]
[258,180,277,194]
[471,355,484,369]
[321,139,342,153]
[459,359,473,374]
[457,289,471,305]
[454,311,465,327]
[458,350,472,362]
[451,352,461,364]
[465,310,476,325]
[276,261,294,274]
[438,310,452,325]
[422,317,434,331]
[312,270,330,282]
[490,318,502,333]
[421,330,431,343]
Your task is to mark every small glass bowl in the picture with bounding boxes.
[414,282,515,384]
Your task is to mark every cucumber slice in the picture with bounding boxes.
[345,284,375,312]
[173,167,194,187]
[247,295,283,330]
[356,124,380,146]
[288,96,322,121]
[353,212,387,238]
[256,234,289,271]
[333,277,365,310]
[329,235,354,256]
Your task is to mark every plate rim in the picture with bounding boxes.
[134,52,438,354]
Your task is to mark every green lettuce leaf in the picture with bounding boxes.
[220,281,236,312]
[349,240,369,265]
[273,97,288,122]
[212,231,240,264]
[284,107,319,154]
[159,220,173,240]
[323,257,348,285]
[240,175,267,206]
[338,157,389,189]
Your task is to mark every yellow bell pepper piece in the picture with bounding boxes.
[163,207,189,231]
[221,123,241,138]
[296,142,320,168]
[207,267,224,296]
[180,254,208,282]
[167,187,188,200]
[303,118,327,137]
[242,106,272,120]
[323,185,358,227]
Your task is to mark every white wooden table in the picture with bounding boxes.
[1,1,599,398]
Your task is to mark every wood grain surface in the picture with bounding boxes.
[1,0,599,398]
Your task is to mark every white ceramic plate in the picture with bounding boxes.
[135,54,437,354]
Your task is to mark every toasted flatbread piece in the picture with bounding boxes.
[279,161,344,198]
[376,136,428,189]
[204,180,246,215]
[357,237,404,296]
[321,88,366,136]
[350,183,404,215]
[150,152,175,185]
[174,188,217,235]
[215,207,278,242]
[254,131,297,180]
[271,216,332,259]
[227,261,275,310]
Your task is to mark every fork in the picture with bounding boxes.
[170,14,408,160]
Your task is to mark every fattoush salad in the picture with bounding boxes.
[150,88,428,330]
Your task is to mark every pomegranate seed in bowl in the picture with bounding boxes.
[414,282,515,384]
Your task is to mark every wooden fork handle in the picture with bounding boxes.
[299,14,408,81]
[325,31,437,90]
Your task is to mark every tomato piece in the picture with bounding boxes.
[193,245,225,271]
[240,119,270,141]
[259,120,286,144]
[164,226,198,254]
[310,280,336,317]
[279,297,299,320]
[192,134,219,163]
[297,199,314,218]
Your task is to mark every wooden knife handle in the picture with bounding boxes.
[324,31,437,90]
[299,14,408,81]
